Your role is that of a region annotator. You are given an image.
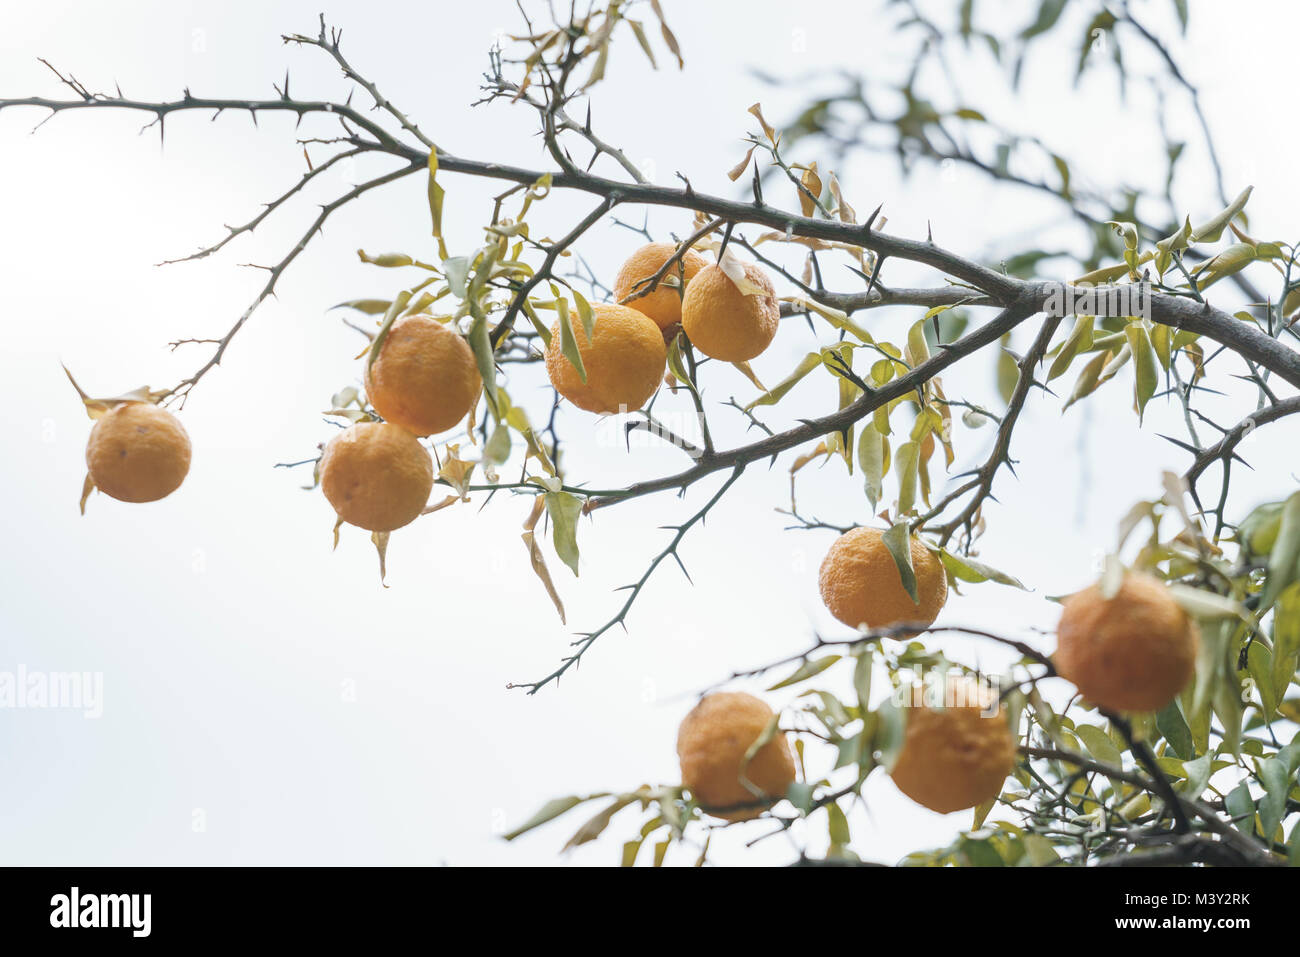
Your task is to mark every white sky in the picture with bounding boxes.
[1,0,1297,866]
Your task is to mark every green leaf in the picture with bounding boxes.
[746,352,821,410]
[1063,348,1115,410]
[1155,700,1195,760]
[357,250,415,268]
[826,801,852,847]
[852,649,873,708]
[905,318,931,366]
[466,310,499,413]
[1022,833,1060,865]
[1213,674,1245,760]
[938,548,1026,588]
[442,256,470,298]
[1047,314,1094,381]
[1260,491,1300,613]
[572,289,596,339]
[1076,724,1123,766]
[1020,0,1067,40]
[1124,321,1158,423]
[786,781,816,814]
[1225,781,1255,834]
[894,441,920,516]
[504,794,603,841]
[1190,185,1253,243]
[881,523,919,604]
[1106,220,1140,251]
[1172,0,1188,31]
[563,796,634,850]
[959,837,1004,867]
[545,490,582,577]
[996,338,1019,403]
[1180,753,1213,799]
[332,298,391,315]
[483,423,512,468]
[1192,242,1258,290]
[1151,321,1172,371]
[1272,584,1300,705]
[739,714,783,796]
[875,698,907,770]
[367,290,414,372]
[1248,640,1279,721]
[665,333,700,399]
[768,655,841,690]
[1051,153,1071,197]
[555,297,587,385]
[521,300,552,348]
[857,422,886,509]
[1154,216,1193,277]
[1258,757,1290,843]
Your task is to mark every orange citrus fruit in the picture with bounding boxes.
[613,242,708,330]
[680,261,779,361]
[819,527,948,630]
[544,303,667,414]
[1054,571,1199,713]
[319,422,433,532]
[364,314,481,436]
[677,691,796,821]
[889,675,1017,813]
[85,402,191,503]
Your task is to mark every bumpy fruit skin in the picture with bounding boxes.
[1055,571,1199,713]
[819,527,948,630]
[545,303,667,414]
[680,262,779,362]
[889,676,1017,814]
[677,691,796,822]
[613,242,708,330]
[85,402,191,503]
[319,422,433,532]
[363,314,481,437]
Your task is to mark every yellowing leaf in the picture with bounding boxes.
[717,246,770,297]
[523,497,566,623]
[545,489,582,577]
[371,531,390,587]
[727,144,756,182]
[797,161,822,217]
[437,444,476,499]
[747,102,777,144]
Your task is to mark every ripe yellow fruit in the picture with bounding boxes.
[680,261,779,361]
[889,676,1017,814]
[364,314,481,437]
[1055,571,1199,713]
[545,303,667,414]
[319,422,433,532]
[676,691,796,821]
[613,242,708,330]
[819,527,948,631]
[85,402,191,503]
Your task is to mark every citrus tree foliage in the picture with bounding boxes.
[7,0,1300,866]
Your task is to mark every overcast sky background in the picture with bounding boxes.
[1,0,1297,866]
